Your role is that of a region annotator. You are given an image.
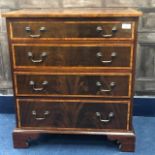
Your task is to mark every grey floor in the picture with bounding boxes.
[0,114,155,155]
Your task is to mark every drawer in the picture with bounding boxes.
[12,44,133,69]
[17,99,129,130]
[14,73,131,98]
[9,20,134,40]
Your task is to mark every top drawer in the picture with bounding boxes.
[9,20,134,40]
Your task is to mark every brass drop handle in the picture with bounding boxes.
[27,52,47,63]
[25,26,46,38]
[96,26,117,38]
[32,110,50,121]
[96,81,116,92]
[96,112,114,123]
[29,80,48,91]
[96,52,117,64]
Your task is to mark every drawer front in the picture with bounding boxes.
[10,20,134,40]
[12,44,132,68]
[15,73,131,98]
[17,99,129,130]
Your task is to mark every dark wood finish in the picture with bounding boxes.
[13,128,135,151]
[18,99,128,129]
[107,133,135,152]
[10,20,133,39]
[13,130,40,148]
[13,44,132,68]
[15,74,130,97]
[3,9,142,151]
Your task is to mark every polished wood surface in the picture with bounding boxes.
[10,20,133,39]
[15,74,130,97]
[12,44,132,68]
[107,133,135,152]
[4,8,142,151]
[17,99,128,130]
[2,8,142,18]
[13,128,135,151]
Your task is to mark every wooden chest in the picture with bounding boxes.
[3,8,142,152]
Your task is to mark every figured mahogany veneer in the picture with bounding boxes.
[17,99,129,130]
[12,44,133,69]
[2,8,142,152]
[10,20,134,40]
[14,73,131,98]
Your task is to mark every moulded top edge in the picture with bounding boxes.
[2,8,143,18]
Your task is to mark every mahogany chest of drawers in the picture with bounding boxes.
[3,9,142,152]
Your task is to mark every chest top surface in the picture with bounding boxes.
[2,8,142,18]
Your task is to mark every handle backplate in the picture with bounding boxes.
[32,110,50,120]
[96,112,114,123]
[96,81,116,92]
[29,80,48,91]
[25,26,46,38]
[27,51,47,63]
[96,26,117,38]
[96,51,117,64]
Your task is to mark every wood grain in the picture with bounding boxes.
[9,20,134,40]
[12,128,135,151]
[12,44,132,68]
[2,8,142,18]
[14,73,131,98]
[17,99,128,130]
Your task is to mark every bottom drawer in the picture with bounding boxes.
[17,99,129,130]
